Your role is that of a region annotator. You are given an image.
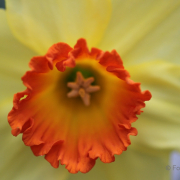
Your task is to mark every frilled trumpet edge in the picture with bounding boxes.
[8,38,151,173]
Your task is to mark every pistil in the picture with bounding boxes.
[67,72,100,106]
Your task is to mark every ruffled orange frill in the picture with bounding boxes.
[8,38,151,173]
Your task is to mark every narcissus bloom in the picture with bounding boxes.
[8,38,151,173]
[1,0,180,180]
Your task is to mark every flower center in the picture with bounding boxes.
[67,71,100,106]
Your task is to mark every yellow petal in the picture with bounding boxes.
[0,9,37,102]
[128,60,180,150]
[67,146,170,180]
[101,146,170,180]
[0,101,69,180]
[5,0,112,54]
[124,4,180,66]
[98,0,180,65]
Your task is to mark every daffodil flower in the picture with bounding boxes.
[0,0,180,180]
[7,37,151,174]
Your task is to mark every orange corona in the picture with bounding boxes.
[8,38,151,173]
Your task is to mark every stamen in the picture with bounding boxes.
[67,72,100,106]
[78,88,85,98]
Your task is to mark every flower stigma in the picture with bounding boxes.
[67,71,100,106]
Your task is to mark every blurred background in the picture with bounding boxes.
[171,152,180,180]
[0,0,180,180]
[0,0,5,9]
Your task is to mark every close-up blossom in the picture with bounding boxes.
[0,0,180,180]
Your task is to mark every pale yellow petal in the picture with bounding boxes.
[6,0,112,54]
[98,0,180,65]
[128,60,180,150]
[0,101,69,180]
[124,4,180,66]
[0,9,37,102]
[101,146,170,180]
[67,146,170,180]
